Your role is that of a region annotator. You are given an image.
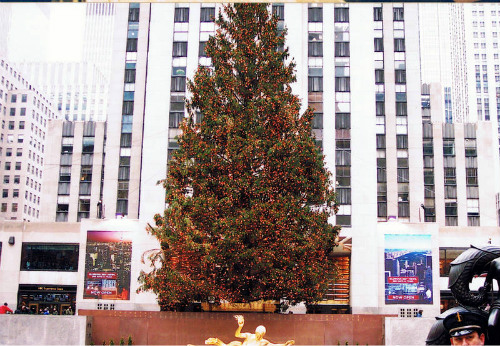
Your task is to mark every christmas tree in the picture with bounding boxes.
[139,3,339,310]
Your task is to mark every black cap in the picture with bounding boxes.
[443,310,487,338]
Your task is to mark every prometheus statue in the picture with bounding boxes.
[205,315,295,346]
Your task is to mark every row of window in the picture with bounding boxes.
[174,7,215,23]
[115,6,140,217]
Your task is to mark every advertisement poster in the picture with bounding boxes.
[384,234,433,304]
[84,231,132,300]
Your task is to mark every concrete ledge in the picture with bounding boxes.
[0,315,90,345]
[385,317,436,345]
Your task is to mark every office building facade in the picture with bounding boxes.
[0,59,58,222]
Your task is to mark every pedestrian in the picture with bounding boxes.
[0,302,13,314]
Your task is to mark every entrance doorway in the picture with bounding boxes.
[18,284,76,314]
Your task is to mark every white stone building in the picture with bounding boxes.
[0,59,58,222]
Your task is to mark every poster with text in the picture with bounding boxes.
[385,234,433,304]
[84,231,132,300]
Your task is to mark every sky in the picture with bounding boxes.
[385,234,432,251]
[6,3,86,62]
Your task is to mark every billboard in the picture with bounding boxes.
[384,234,433,304]
[84,231,132,300]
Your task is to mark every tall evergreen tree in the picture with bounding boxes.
[139,3,339,310]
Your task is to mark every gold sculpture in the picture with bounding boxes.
[205,315,295,346]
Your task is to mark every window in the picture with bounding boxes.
[3,175,9,184]
[466,168,478,186]
[11,203,17,212]
[2,189,8,198]
[199,41,208,57]
[122,101,134,115]
[396,135,408,149]
[376,101,385,116]
[21,94,27,103]
[394,38,405,52]
[174,7,189,23]
[445,202,458,216]
[20,243,79,271]
[272,4,284,21]
[335,42,350,57]
[376,134,386,149]
[312,113,323,129]
[424,168,434,185]
[62,122,74,137]
[308,7,322,22]
[335,77,350,92]
[59,166,71,182]
[396,102,407,116]
[13,189,18,198]
[15,162,21,170]
[200,7,215,22]
[80,166,92,182]
[82,137,94,153]
[334,8,349,22]
[16,148,22,157]
[445,185,457,199]
[373,7,383,21]
[19,121,24,129]
[395,69,406,84]
[11,94,16,103]
[377,158,387,183]
[393,7,404,21]
[443,140,455,156]
[172,42,188,57]
[117,181,129,200]
[375,69,384,84]
[171,77,186,92]
[120,133,132,148]
[308,77,323,92]
[13,175,19,184]
[116,200,128,216]
[1,203,6,212]
[10,108,15,116]
[440,248,469,276]
[124,69,136,83]
[79,182,91,196]
[337,188,351,205]
[398,201,409,217]
[169,112,185,128]
[308,41,323,57]
[335,113,350,129]
[126,38,138,52]
[374,38,384,52]
[336,215,351,227]
[129,7,140,22]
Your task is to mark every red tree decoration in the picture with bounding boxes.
[139,3,340,311]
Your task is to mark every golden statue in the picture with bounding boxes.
[205,315,295,346]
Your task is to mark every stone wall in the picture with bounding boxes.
[79,310,393,345]
[0,315,91,345]
[0,313,439,345]
[385,317,437,345]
